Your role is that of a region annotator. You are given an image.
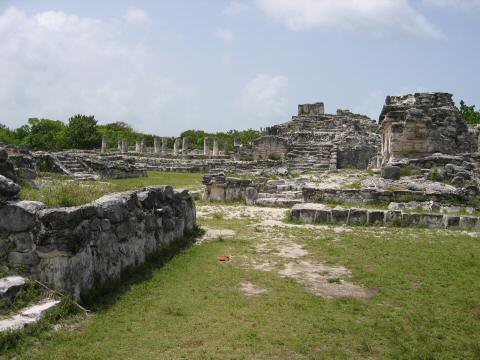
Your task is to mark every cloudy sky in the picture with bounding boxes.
[0,0,479,135]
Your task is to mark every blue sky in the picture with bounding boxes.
[0,0,479,135]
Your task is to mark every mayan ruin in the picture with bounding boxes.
[0,1,479,359]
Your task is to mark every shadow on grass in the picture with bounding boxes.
[0,226,204,355]
[81,225,205,311]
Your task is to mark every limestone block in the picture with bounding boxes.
[348,209,367,225]
[459,216,478,229]
[417,214,444,228]
[367,210,385,226]
[381,166,401,180]
[331,208,349,224]
[444,216,460,228]
[385,210,402,225]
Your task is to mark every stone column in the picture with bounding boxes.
[182,137,188,155]
[234,138,241,147]
[141,139,146,154]
[161,138,168,155]
[174,138,181,155]
[101,136,107,154]
[118,140,122,152]
[213,139,219,156]
[203,137,210,156]
[154,137,161,155]
[135,141,141,153]
[122,139,129,153]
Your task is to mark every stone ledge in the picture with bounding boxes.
[291,203,480,229]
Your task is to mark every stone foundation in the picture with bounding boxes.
[291,203,479,229]
[0,186,196,300]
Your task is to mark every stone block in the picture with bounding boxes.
[348,209,367,225]
[459,216,478,229]
[331,208,349,224]
[385,210,402,226]
[444,216,460,228]
[0,202,37,233]
[367,210,385,226]
[402,213,421,226]
[245,187,258,206]
[417,214,444,228]
[381,166,401,180]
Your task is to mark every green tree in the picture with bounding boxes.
[24,118,67,150]
[460,100,480,125]
[0,123,16,144]
[65,114,101,149]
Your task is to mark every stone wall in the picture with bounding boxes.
[302,187,466,206]
[0,186,196,300]
[202,173,256,203]
[251,136,288,161]
[291,203,480,229]
[379,93,475,164]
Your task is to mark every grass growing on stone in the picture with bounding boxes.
[7,205,480,359]
[19,172,204,207]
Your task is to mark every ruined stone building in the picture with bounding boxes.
[379,92,477,165]
[251,102,380,170]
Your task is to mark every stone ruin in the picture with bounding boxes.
[0,186,196,300]
[257,102,379,170]
[379,92,476,164]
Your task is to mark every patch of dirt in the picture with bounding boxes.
[279,261,376,299]
[197,228,236,244]
[238,281,268,296]
[198,204,377,299]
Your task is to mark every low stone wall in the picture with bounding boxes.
[0,186,196,300]
[303,187,465,206]
[202,173,257,203]
[291,203,479,229]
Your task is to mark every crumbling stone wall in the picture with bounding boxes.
[0,186,196,300]
[379,93,475,164]
[251,136,288,161]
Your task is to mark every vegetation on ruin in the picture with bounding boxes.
[3,204,480,359]
[19,171,204,207]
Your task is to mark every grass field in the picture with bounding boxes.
[4,198,480,359]
[19,171,204,207]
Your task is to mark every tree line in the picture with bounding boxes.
[0,115,264,151]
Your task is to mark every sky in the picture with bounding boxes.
[0,0,479,136]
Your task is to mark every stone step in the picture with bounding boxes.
[0,276,26,304]
[0,298,60,332]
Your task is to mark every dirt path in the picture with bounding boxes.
[198,204,376,299]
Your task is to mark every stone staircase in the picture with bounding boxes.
[287,144,336,171]
[54,153,100,180]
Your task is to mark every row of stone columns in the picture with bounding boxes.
[103,136,227,156]
[203,137,220,156]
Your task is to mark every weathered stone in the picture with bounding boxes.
[331,208,349,224]
[0,149,8,162]
[380,93,475,164]
[0,175,20,199]
[367,210,385,226]
[459,216,478,229]
[385,210,402,225]
[417,214,444,227]
[348,209,367,225]
[381,166,401,180]
[0,202,38,233]
[0,276,26,304]
[444,216,460,228]
[245,187,258,206]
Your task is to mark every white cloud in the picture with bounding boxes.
[255,0,443,38]
[0,7,193,134]
[423,0,480,10]
[124,7,150,24]
[238,74,289,121]
[212,27,235,42]
[223,1,250,16]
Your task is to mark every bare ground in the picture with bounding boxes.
[198,204,377,299]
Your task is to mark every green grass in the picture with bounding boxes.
[5,207,480,359]
[19,172,204,207]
